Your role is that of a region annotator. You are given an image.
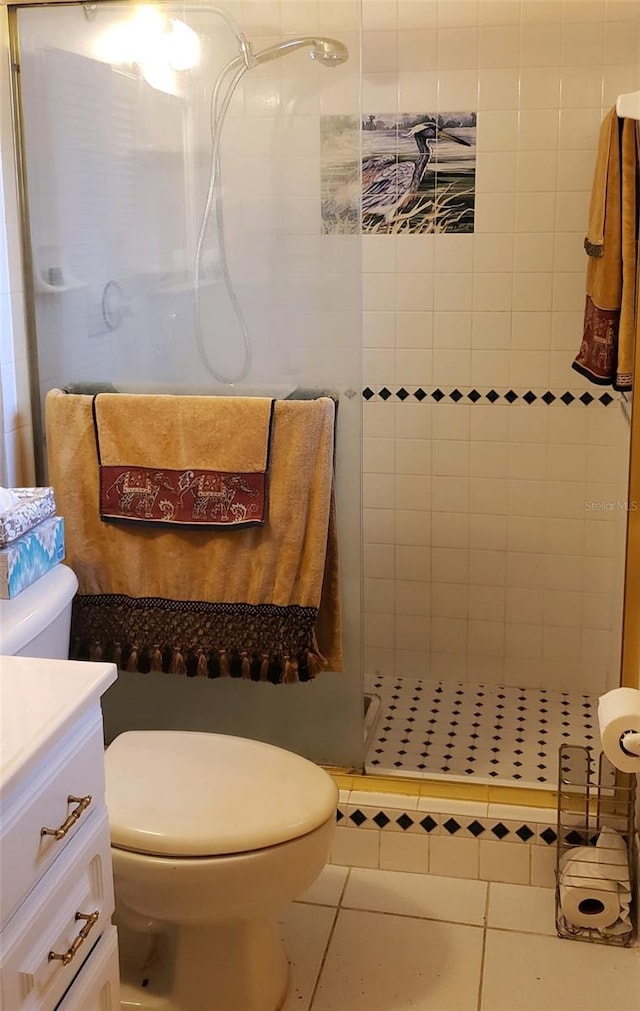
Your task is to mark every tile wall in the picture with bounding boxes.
[361,0,639,693]
[1,1,639,695]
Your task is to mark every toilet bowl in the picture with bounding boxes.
[105,729,338,1011]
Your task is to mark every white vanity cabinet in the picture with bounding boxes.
[0,657,119,1011]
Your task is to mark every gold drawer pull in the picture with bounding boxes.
[41,795,92,840]
[48,910,99,966]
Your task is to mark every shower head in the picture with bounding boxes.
[250,37,349,68]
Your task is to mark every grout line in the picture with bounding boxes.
[338,904,486,928]
[337,866,351,906]
[477,882,492,1011]
[306,905,341,1011]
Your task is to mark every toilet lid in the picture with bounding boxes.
[105,731,338,857]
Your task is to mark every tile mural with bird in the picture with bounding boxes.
[321,112,476,234]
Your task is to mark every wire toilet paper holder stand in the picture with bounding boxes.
[555,744,636,946]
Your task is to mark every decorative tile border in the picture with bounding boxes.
[362,386,615,406]
[336,803,558,846]
[330,792,564,883]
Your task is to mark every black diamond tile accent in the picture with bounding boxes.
[336,809,344,822]
[350,809,367,827]
[542,391,555,404]
[432,388,445,402]
[379,387,392,400]
[505,389,518,403]
[467,820,486,837]
[373,811,391,829]
[492,822,510,840]
[420,815,438,833]
[414,387,427,401]
[565,830,586,845]
[450,389,463,402]
[363,387,375,400]
[579,392,593,405]
[516,825,535,842]
[443,818,461,835]
[396,813,414,831]
[396,387,409,401]
[486,389,499,403]
[560,391,575,405]
[523,391,537,404]
[468,389,481,402]
[599,392,613,406]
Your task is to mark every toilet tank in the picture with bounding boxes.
[0,564,78,658]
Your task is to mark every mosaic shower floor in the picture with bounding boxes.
[364,674,598,789]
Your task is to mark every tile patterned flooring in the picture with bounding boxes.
[280,865,639,1011]
[364,675,598,788]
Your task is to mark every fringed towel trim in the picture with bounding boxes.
[71,594,326,684]
[584,237,604,258]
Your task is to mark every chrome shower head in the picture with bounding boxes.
[308,38,350,66]
[250,36,349,68]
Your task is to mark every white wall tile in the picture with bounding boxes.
[429,835,480,879]
[479,841,530,884]
[330,827,380,869]
[379,832,430,873]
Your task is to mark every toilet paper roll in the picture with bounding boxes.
[598,687,640,773]
[559,847,621,930]
[559,880,621,930]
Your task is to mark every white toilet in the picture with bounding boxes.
[105,729,338,1011]
[0,563,338,1011]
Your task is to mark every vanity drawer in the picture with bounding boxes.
[56,925,120,1011]
[0,808,114,1011]
[0,707,105,928]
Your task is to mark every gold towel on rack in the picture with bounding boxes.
[572,109,640,391]
[45,389,342,682]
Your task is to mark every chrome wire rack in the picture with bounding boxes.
[555,745,636,946]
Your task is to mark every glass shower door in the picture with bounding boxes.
[14,0,363,768]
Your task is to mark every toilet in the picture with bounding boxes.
[106,729,338,1011]
[0,561,338,1011]
[0,562,78,657]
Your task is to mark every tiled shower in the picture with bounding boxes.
[360,0,638,786]
[2,1,640,791]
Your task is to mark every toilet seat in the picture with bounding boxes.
[105,731,338,858]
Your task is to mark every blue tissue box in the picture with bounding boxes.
[0,516,65,598]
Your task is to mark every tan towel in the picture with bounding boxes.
[92,393,275,527]
[572,109,640,391]
[45,390,342,681]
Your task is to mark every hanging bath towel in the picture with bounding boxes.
[45,390,342,682]
[571,108,640,391]
[92,392,275,528]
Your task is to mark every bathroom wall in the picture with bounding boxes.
[0,5,34,486]
[360,0,638,695]
[2,0,640,732]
